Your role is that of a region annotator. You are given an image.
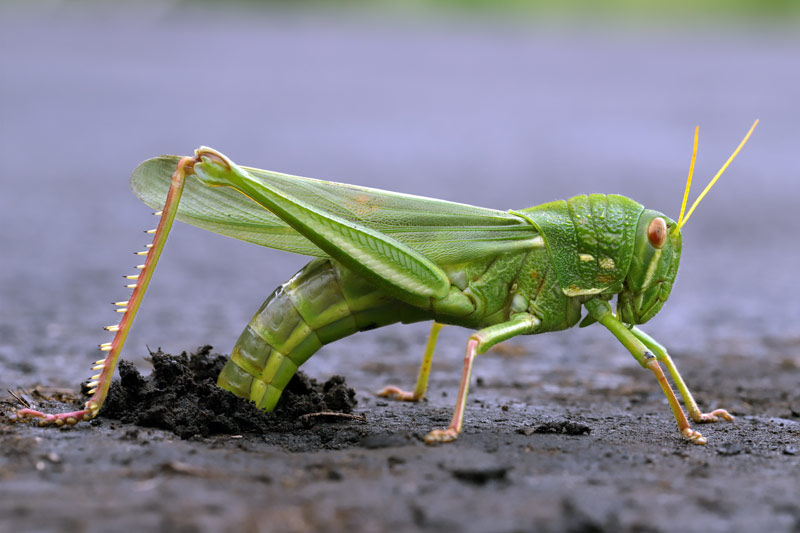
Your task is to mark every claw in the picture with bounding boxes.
[377,386,419,402]
[681,427,707,445]
[691,408,734,424]
[424,428,459,445]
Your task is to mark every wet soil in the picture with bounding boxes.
[99,347,358,440]
[2,342,799,533]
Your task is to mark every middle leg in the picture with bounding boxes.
[424,314,539,444]
[378,322,444,402]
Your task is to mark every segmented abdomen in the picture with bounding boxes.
[217,258,428,410]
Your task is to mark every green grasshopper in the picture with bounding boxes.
[15,121,758,445]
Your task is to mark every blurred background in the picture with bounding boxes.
[0,0,798,390]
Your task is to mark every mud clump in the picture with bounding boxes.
[534,420,591,435]
[517,419,592,436]
[100,346,357,439]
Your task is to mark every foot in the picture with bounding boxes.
[681,427,707,445]
[690,408,734,424]
[377,386,420,402]
[12,407,93,427]
[424,428,458,444]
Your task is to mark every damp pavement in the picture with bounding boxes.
[1,4,799,532]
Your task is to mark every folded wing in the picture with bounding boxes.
[130,155,540,266]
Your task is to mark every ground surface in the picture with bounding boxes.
[1,4,799,533]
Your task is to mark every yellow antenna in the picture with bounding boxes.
[676,119,759,231]
[677,126,699,229]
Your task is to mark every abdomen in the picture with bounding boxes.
[217,258,428,410]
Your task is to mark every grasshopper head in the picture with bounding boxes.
[617,210,681,325]
[616,119,758,325]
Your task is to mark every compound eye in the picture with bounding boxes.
[647,218,667,248]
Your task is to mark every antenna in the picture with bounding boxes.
[676,119,759,231]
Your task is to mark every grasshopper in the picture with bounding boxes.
[15,121,758,445]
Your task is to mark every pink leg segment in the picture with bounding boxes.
[424,338,478,444]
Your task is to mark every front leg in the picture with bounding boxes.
[424,314,540,444]
[631,327,733,424]
[584,299,709,445]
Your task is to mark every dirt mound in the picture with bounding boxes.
[100,346,357,439]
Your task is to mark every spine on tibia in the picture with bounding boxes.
[217,258,425,410]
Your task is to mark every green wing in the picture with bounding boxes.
[130,155,540,265]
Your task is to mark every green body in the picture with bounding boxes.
[131,150,682,412]
[219,244,564,410]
